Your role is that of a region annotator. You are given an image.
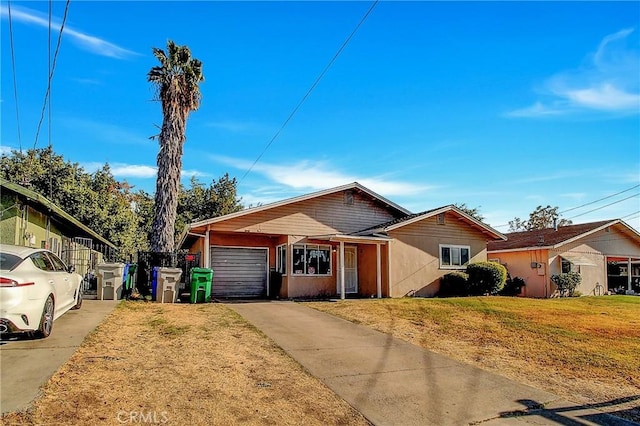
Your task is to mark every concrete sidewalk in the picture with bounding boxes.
[228,301,637,426]
[1,299,120,414]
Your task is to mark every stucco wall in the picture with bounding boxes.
[490,224,640,298]
[388,212,490,297]
[548,246,607,296]
[489,249,549,298]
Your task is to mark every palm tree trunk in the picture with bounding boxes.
[150,105,187,253]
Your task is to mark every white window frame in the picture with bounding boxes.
[292,244,332,276]
[439,244,470,269]
[276,244,287,275]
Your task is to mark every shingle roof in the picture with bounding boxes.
[355,206,445,234]
[487,220,615,251]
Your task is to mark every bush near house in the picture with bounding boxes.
[466,261,507,295]
[500,275,526,296]
[439,271,470,297]
[551,272,582,297]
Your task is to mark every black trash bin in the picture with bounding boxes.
[269,271,282,299]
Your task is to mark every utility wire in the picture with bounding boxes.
[566,193,639,219]
[240,0,379,182]
[48,0,53,200]
[621,211,640,220]
[559,183,640,214]
[492,184,640,228]
[7,0,23,151]
[33,0,70,149]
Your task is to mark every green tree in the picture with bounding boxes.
[508,205,572,232]
[148,40,204,252]
[176,174,243,239]
[454,203,484,222]
[0,148,154,260]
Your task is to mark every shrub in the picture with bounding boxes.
[550,272,581,297]
[466,261,507,295]
[500,276,525,296]
[438,271,469,297]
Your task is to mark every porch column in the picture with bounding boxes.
[628,257,632,292]
[204,225,211,269]
[376,243,382,298]
[387,241,392,298]
[339,241,345,300]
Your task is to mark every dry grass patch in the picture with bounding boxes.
[306,296,640,420]
[1,302,369,426]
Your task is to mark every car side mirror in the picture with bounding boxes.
[67,265,76,273]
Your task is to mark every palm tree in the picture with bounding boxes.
[148,40,204,252]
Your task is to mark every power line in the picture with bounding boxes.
[7,0,22,151]
[492,184,640,229]
[33,0,70,149]
[48,0,54,200]
[620,211,640,221]
[559,183,640,214]
[240,0,379,182]
[567,193,639,220]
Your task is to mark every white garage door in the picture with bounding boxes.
[211,247,268,298]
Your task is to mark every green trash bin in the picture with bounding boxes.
[190,267,213,303]
[124,264,137,291]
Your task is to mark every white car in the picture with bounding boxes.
[0,244,83,338]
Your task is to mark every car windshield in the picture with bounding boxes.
[0,253,24,271]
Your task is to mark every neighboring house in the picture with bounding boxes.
[487,220,640,298]
[179,182,505,299]
[0,178,117,277]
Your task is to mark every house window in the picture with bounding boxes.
[440,244,470,269]
[276,245,287,275]
[292,244,331,275]
[561,259,579,274]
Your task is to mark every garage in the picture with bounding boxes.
[210,247,268,298]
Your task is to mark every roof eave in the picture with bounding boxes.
[488,246,553,254]
[189,182,411,230]
[1,179,116,249]
[385,205,507,240]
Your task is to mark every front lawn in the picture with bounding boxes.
[1,302,369,426]
[306,296,640,419]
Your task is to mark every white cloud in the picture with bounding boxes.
[564,83,639,110]
[0,145,16,155]
[111,164,157,178]
[182,169,213,180]
[505,101,565,118]
[212,155,431,197]
[508,28,639,117]
[560,192,587,201]
[82,162,156,178]
[0,5,137,59]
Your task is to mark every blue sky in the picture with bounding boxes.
[1,1,639,232]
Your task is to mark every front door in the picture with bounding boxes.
[344,246,358,294]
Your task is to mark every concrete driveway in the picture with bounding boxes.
[228,301,638,426]
[1,299,119,414]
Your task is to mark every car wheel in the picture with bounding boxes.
[71,288,83,310]
[36,296,55,338]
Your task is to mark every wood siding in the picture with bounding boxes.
[207,191,401,236]
[388,211,489,297]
